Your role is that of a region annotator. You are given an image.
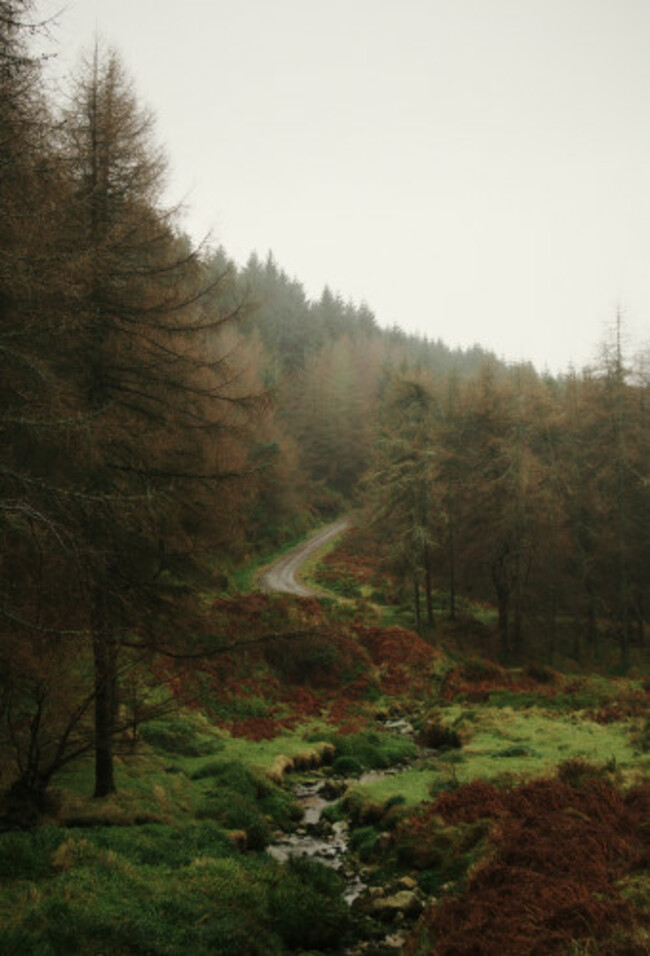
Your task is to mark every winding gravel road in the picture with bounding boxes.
[258,518,350,597]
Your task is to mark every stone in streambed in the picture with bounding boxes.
[398,876,418,890]
[368,890,423,921]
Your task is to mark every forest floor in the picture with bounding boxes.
[1,522,649,954]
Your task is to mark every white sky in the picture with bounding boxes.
[40,0,650,372]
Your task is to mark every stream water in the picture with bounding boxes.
[267,719,419,952]
[267,777,366,903]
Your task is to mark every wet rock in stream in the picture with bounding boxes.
[267,780,350,873]
[382,718,416,736]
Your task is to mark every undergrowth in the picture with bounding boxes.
[0,825,348,955]
[310,728,418,774]
[403,767,650,955]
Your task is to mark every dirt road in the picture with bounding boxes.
[258,518,350,597]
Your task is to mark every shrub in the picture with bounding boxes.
[195,760,299,847]
[418,720,462,751]
[319,729,417,771]
[395,813,487,878]
[0,826,63,879]
[332,755,364,776]
[269,856,348,950]
[264,634,340,685]
[349,825,380,861]
[321,801,346,824]
[556,758,618,788]
[141,719,220,756]
[461,658,504,682]
[408,774,650,953]
[523,662,557,684]
[315,570,362,598]
[631,717,650,753]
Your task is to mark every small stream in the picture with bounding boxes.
[267,777,366,903]
[267,719,422,952]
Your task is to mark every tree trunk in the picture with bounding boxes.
[585,584,599,664]
[547,587,557,665]
[496,588,509,657]
[92,588,117,797]
[491,550,510,657]
[572,613,582,663]
[413,574,421,630]
[513,601,522,660]
[448,508,456,620]
[424,545,435,627]
[512,547,523,659]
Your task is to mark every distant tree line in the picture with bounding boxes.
[215,243,649,671]
[369,324,650,669]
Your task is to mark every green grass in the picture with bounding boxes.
[486,675,621,712]
[52,715,334,829]
[0,708,350,953]
[347,767,440,808]
[343,702,647,814]
[137,713,332,778]
[192,759,302,848]
[0,827,348,955]
[444,703,644,782]
[213,724,332,773]
[140,718,225,756]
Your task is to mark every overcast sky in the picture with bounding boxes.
[40,0,650,372]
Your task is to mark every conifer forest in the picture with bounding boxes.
[1,4,649,954]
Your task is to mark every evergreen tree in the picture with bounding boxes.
[371,375,441,628]
[57,45,256,796]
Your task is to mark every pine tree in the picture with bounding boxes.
[0,0,92,811]
[371,375,441,629]
[58,45,256,796]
